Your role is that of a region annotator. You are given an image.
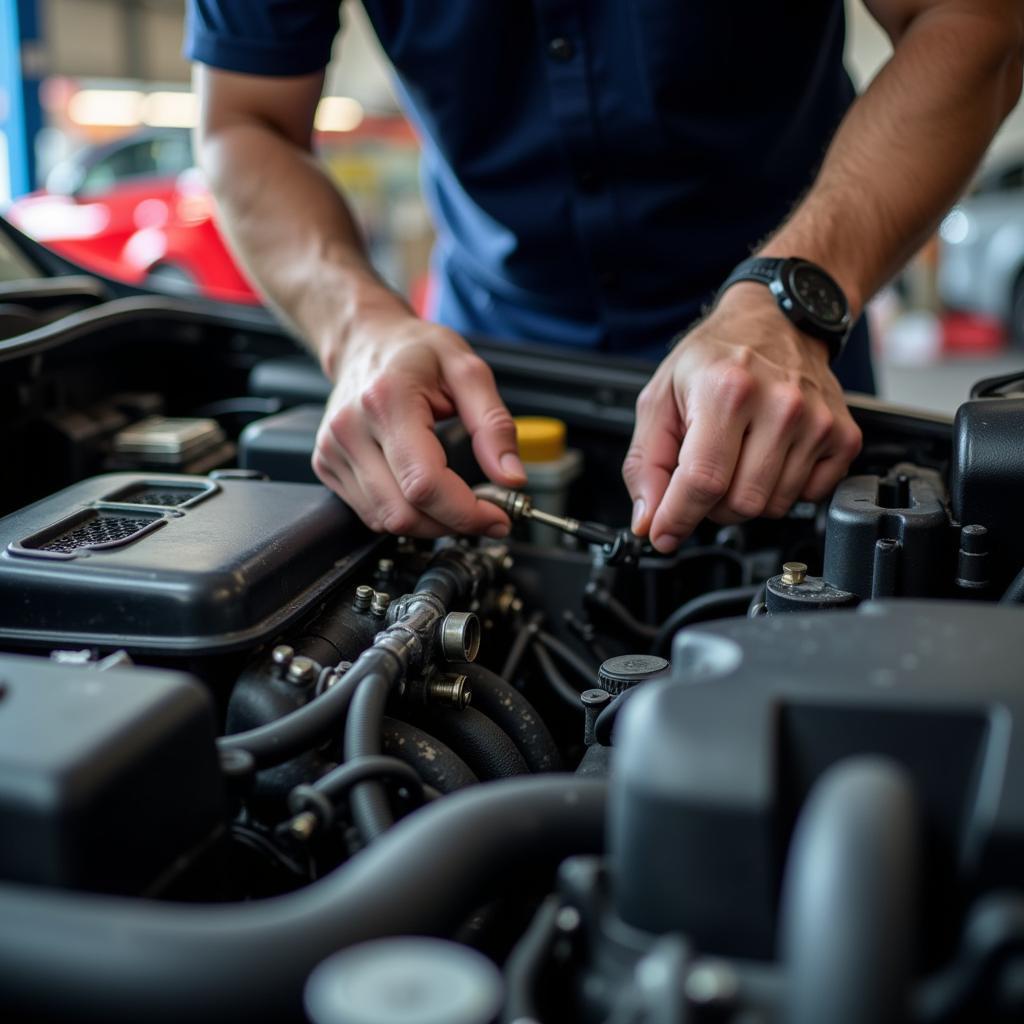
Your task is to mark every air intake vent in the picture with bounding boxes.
[101,480,216,509]
[11,507,166,560]
[120,487,194,507]
[40,513,153,553]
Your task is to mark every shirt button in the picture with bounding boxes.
[547,36,575,62]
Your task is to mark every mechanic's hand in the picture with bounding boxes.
[623,283,862,553]
[313,310,527,538]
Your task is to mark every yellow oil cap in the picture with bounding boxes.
[514,417,567,464]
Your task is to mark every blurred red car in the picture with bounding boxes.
[5,128,259,303]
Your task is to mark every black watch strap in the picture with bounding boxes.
[720,256,781,291]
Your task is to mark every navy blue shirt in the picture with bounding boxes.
[187,2,872,389]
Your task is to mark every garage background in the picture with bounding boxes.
[2,0,1023,410]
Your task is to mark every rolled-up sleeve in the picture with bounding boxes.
[185,0,343,76]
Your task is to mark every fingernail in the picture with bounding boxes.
[653,534,680,553]
[486,522,510,539]
[500,453,526,480]
[631,498,647,533]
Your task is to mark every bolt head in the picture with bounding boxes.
[781,561,808,586]
[272,644,295,666]
[286,656,318,686]
[289,811,318,842]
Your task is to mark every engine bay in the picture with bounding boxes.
[3,229,1024,1023]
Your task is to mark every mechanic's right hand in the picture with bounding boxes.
[313,310,527,538]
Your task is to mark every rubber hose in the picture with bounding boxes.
[402,705,529,780]
[652,584,761,657]
[535,630,599,686]
[219,659,371,767]
[344,672,396,842]
[380,717,478,793]
[780,756,919,1024]
[586,586,658,642]
[0,777,605,1024]
[309,756,424,808]
[460,662,561,772]
[414,560,466,607]
[531,640,584,712]
[220,548,484,768]
[501,611,543,681]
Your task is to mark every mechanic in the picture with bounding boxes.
[187,1,1023,552]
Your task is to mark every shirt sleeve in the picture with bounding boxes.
[185,0,343,76]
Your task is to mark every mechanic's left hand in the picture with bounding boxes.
[623,283,863,553]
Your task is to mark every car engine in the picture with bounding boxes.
[3,234,1024,1023]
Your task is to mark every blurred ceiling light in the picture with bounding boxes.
[141,92,199,129]
[67,90,143,128]
[314,96,364,133]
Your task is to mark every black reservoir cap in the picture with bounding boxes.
[598,654,670,695]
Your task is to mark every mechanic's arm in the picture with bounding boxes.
[625,0,1024,553]
[195,65,525,538]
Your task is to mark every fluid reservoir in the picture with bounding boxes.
[514,416,582,544]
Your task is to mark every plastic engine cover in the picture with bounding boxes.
[0,473,373,654]
[0,653,223,894]
[611,602,1024,962]
[950,397,1024,594]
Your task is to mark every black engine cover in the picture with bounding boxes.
[611,602,1024,961]
[0,473,373,656]
[0,653,223,894]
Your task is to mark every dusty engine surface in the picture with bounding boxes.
[2,260,1024,1024]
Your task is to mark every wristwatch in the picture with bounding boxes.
[718,256,852,362]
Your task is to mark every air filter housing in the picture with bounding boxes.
[0,473,373,655]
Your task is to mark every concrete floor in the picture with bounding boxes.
[876,353,1024,415]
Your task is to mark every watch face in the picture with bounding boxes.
[789,263,847,327]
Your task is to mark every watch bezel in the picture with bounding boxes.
[769,257,852,340]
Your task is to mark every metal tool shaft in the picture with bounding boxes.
[474,484,619,546]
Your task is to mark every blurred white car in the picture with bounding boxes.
[938,158,1024,346]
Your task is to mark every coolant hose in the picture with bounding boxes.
[402,705,529,781]
[219,545,494,769]
[344,671,396,842]
[309,756,425,809]
[461,662,562,772]
[219,659,370,767]
[381,717,478,792]
[0,777,605,1024]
